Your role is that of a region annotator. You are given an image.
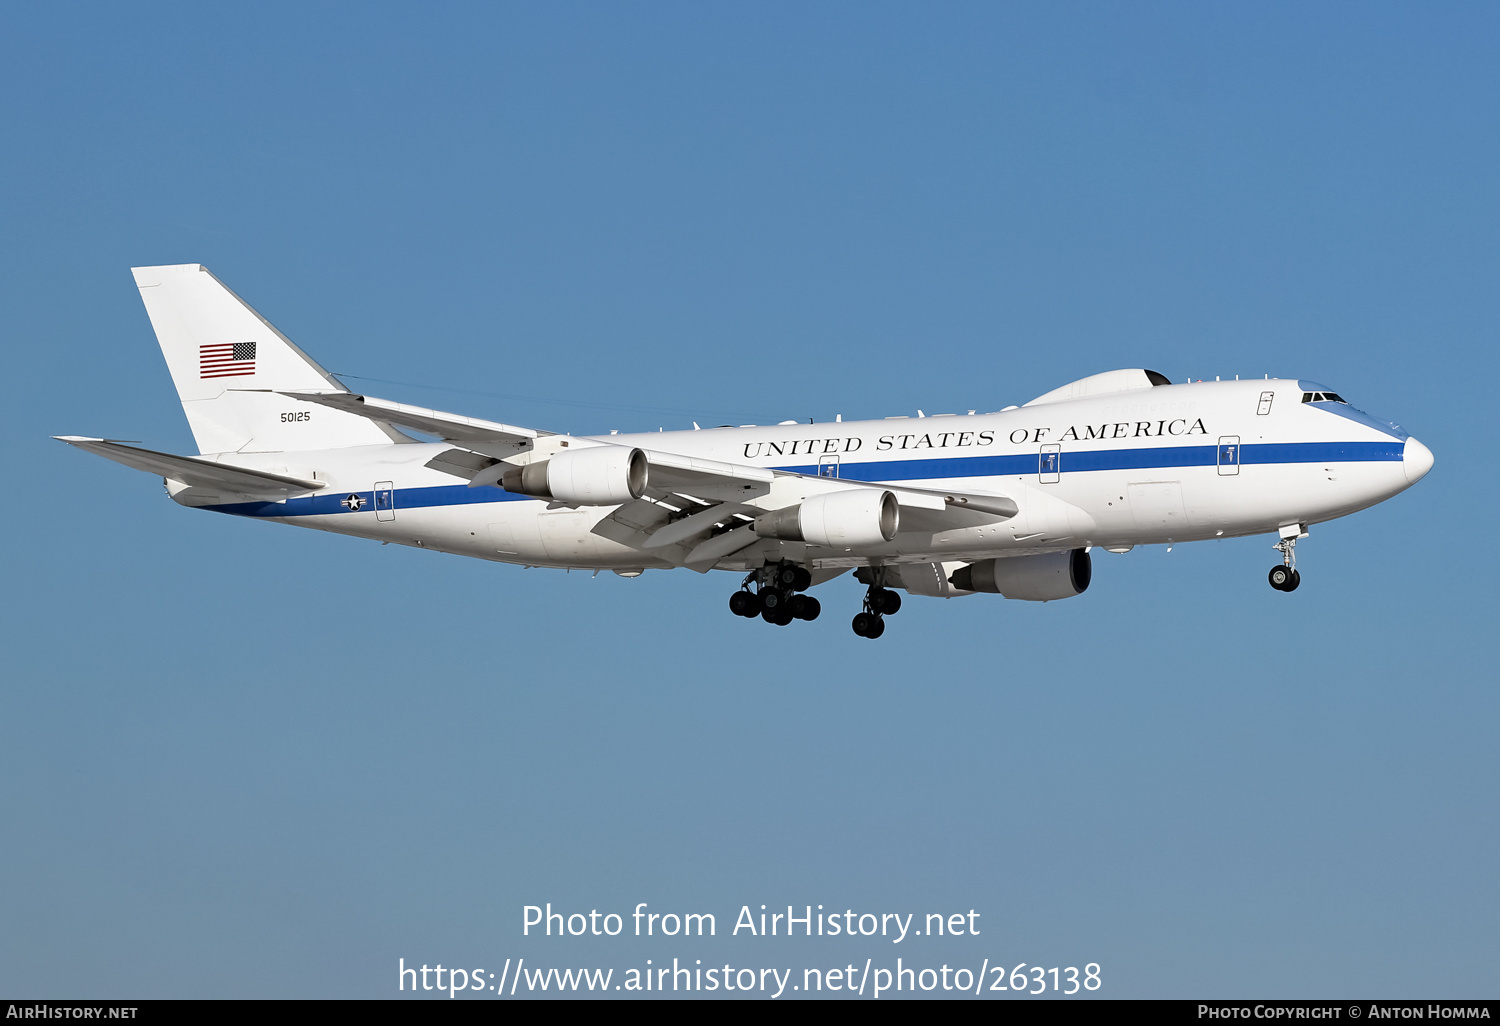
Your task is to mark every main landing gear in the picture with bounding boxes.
[727,563,905,638]
[728,562,821,627]
[1268,524,1305,592]
[850,568,902,640]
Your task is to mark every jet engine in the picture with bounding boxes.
[948,549,1091,601]
[753,489,899,548]
[501,446,648,505]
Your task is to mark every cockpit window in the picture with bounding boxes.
[1301,391,1347,404]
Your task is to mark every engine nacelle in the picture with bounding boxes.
[500,446,647,505]
[948,549,1091,601]
[754,489,899,548]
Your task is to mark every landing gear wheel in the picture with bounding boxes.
[852,612,876,637]
[729,591,760,617]
[770,563,812,591]
[874,589,902,615]
[1269,530,1305,593]
[760,588,795,624]
[795,596,821,621]
[865,616,886,638]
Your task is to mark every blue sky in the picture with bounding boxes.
[1,2,1495,998]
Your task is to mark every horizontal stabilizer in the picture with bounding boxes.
[55,437,324,496]
[279,391,545,456]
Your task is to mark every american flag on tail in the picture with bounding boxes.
[199,342,256,379]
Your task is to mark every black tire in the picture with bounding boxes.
[729,591,753,617]
[798,596,821,621]
[789,594,808,618]
[776,565,800,588]
[791,567,812,592]
[852,612,875,637]
[774,609,796,626]
[1268,566,1293,591]
[1284,569,1301,592]
[877,589,902,615]
[865,616,886,639]
[760,588,785,612]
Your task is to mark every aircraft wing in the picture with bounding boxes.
[55,437,325,496]
[638,448,777,500]
[277,390,548,456]
[460,445,779,501]
[588,447,1019,570]
[612,447,1019,519]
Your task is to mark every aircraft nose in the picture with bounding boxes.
[1403,436,1434,484]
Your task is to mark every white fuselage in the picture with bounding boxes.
[187,378,1428,575]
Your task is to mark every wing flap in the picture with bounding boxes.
[683,523,760,570]
[424,447,499,480]
[642,502,756,550]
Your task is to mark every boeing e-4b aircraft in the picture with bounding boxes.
[60,264,1435,638]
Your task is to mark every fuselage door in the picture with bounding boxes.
[817,455,840,478]
[1217,436,1240,476]
[1039,443,1061,484]
[374,481,396,521]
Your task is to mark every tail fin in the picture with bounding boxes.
[131,264,406,454]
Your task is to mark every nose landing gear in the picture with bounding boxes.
[1268,564,1300,591]
[729,562,819,626]
[1268,523,1306,592]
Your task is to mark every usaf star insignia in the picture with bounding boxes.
[341,493,365,511]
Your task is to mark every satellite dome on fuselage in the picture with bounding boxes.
[1022,368,1172,407]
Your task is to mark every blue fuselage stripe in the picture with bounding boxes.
[776,440,1402,479]
[205,439,1404,518]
